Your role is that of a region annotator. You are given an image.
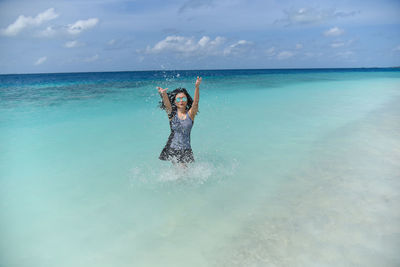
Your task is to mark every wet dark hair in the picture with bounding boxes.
[159,87,194,119]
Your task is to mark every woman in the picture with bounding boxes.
[157,76,202,166]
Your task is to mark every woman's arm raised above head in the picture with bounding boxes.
[157,87,172,116]
[189,76,201,120]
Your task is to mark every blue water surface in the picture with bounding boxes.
[1,68,400,267]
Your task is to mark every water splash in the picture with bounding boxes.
[128,156,238,188]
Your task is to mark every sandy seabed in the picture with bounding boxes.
[216,96,400,267]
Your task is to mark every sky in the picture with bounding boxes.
[0,0,399,74]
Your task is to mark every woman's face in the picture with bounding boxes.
[175,93,187,108]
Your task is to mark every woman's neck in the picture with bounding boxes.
[177,108,186,114]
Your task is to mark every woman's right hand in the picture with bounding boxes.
[157,87,168,94]
[195,76,202,88]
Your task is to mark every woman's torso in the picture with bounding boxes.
[169,112,193,149]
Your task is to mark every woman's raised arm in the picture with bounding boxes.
[157,87,172,115]
[189,76,201,120]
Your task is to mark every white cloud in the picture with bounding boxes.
[223,40,253,56]
[324,27,344,37]
[199,36,225,48]
[37,26,57,37]
[198,36,210,47]
[277,7,357,26]
[36,18,99,37]
[64,40,83,48]
[266,47,276,56]
[148,36,196,53]
[330,39,354,48]
[144,35,253,57]
[277,51,294,60]
[1,8,59,36]
[331,42,345,48]
[266,47,298,59]
[145,35,225,55]
[84,54,99,62]
[108,39,116,45]
[34,56,47,65]
[67,18,99,35]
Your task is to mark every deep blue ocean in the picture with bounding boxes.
[1,68,400,266]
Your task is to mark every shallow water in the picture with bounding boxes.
[1,69,400,266]
[216,96,400,266]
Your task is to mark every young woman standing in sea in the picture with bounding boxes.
[157,76,202,167]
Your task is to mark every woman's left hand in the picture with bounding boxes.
[195,76,202,88]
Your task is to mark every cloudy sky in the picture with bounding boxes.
[0,0,399,74]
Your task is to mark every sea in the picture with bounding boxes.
[1,68,400,267]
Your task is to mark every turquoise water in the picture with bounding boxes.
[1,69,400,266]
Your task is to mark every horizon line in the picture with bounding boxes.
[1,66,399,76]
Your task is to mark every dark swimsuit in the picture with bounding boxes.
[159,112,194,163]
